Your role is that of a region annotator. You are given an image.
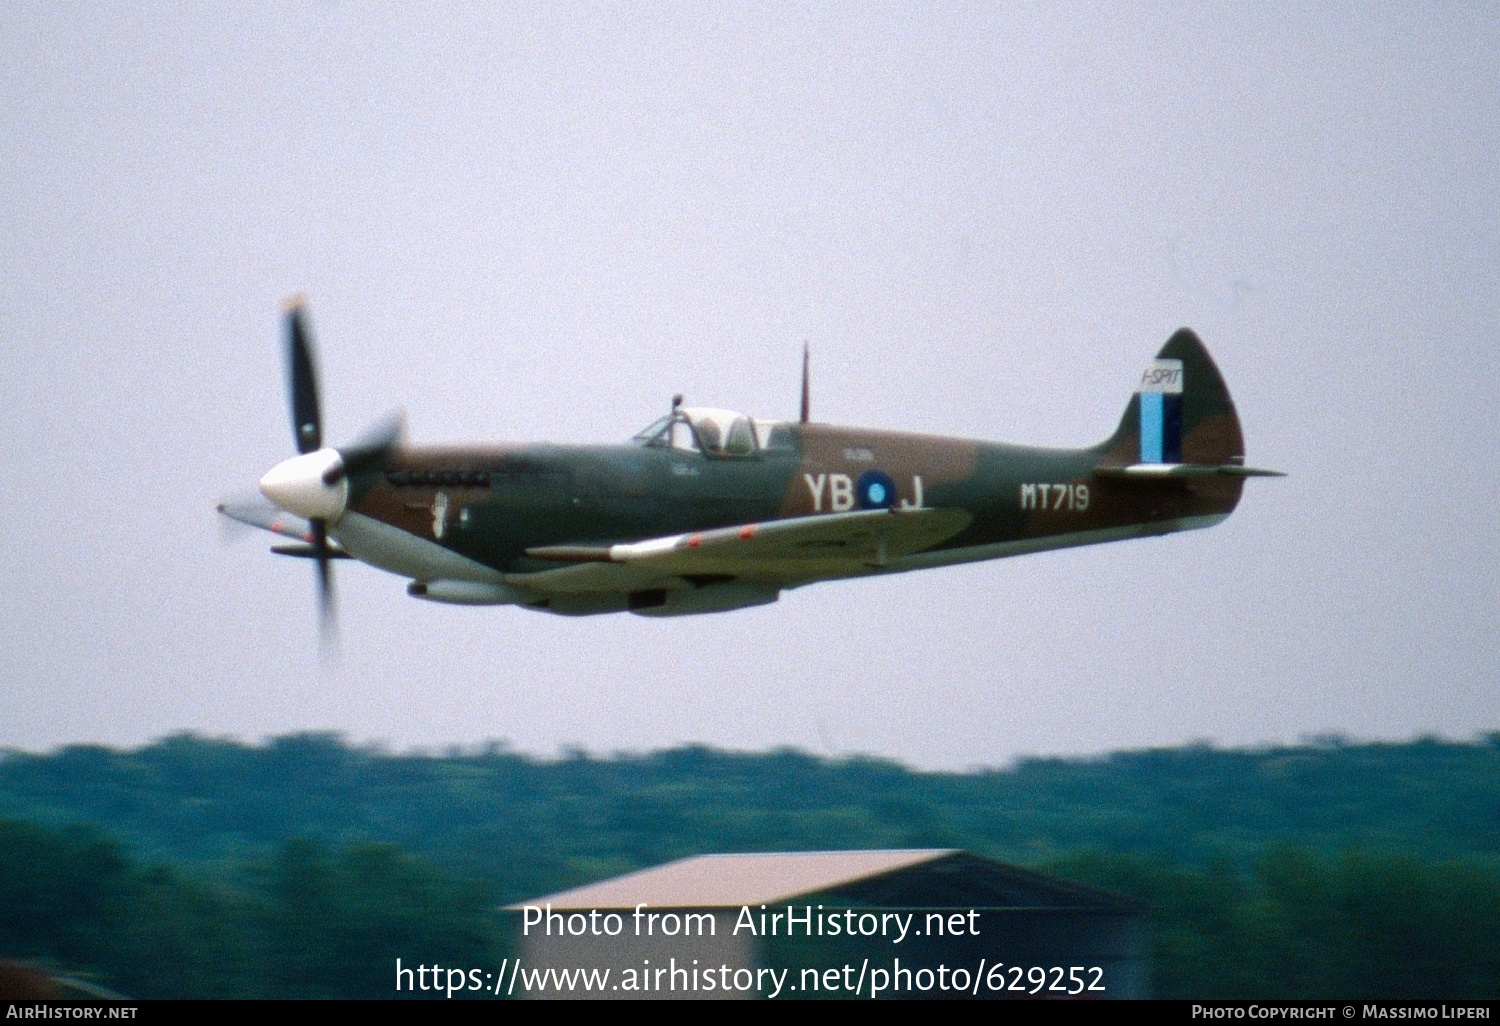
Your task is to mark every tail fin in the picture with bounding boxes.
[1098,329,1247,469]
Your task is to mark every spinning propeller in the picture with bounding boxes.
[243,297,403,647]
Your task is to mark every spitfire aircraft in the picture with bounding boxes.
[220,300,1281,629]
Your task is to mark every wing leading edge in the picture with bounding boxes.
[518,506,973,595]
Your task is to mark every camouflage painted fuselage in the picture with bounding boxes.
[318,329,1267,617]
[352,423,1243,572]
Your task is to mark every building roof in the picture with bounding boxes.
[509,849,1141,912]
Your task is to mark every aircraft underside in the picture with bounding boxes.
[323,507,1230,618]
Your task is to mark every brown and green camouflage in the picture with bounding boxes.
[226,325,1280,618]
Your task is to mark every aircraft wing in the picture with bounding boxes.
[517,507,973,594]
[218,498,356,559]
[218,498,318,542]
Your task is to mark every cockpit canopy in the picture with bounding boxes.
[633,407,782,457]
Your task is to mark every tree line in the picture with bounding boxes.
[2,733,1498,997]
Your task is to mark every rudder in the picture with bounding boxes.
[1100,329,1245,467]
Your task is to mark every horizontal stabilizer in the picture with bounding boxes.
[1094,463,1285,480]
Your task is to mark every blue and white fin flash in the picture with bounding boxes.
[1137,359,1183,464]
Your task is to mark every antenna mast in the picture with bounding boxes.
[799,342,810,423]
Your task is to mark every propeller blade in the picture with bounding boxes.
[311,518,338,654]
[322,410,405,485]
[286,296,322,454]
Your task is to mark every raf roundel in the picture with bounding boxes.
[856,470,898,510]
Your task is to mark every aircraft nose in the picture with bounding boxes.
[259,448,349,521]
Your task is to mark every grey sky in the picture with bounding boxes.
[1,2,1495,769]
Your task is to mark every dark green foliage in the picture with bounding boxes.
[1,734,1498,998]
[1046,849,1500,999]
[262,840,498,998]
[0,820,126,968]
[106,865,261,998]
[5,734,1500,894]
[0,820,498,999]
